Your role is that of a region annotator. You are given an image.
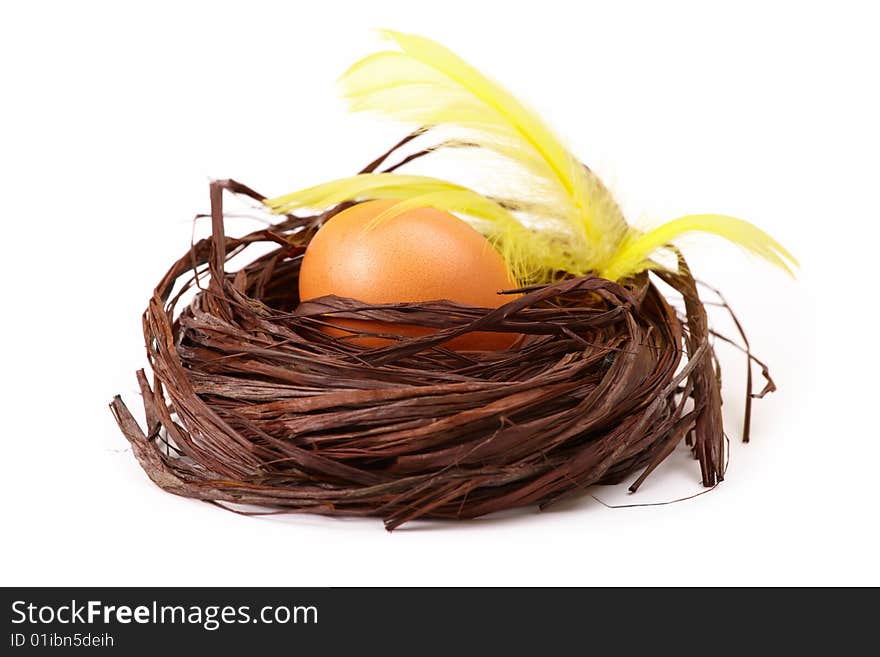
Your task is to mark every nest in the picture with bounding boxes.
[111,139,773,530]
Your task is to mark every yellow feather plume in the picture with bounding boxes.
[600,214,799,281]
[265,30,797,285]
[266,173,465,214]
[264,173,564,283]
[340,29,628,270]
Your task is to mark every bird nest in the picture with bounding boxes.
[111,145,773,531]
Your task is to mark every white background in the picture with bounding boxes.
[1,1,877,586]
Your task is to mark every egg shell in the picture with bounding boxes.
[298,199,520,350]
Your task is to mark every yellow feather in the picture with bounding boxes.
[267,31,797,286]
[263,173,565,284]
[340,30,628,269]
[265,174,467,214]
[600,214,798,281]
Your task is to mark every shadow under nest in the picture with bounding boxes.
[111,144,772,531]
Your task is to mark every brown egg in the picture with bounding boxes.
[298,199,519,350]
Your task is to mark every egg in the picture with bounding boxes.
[298,199,519,350]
